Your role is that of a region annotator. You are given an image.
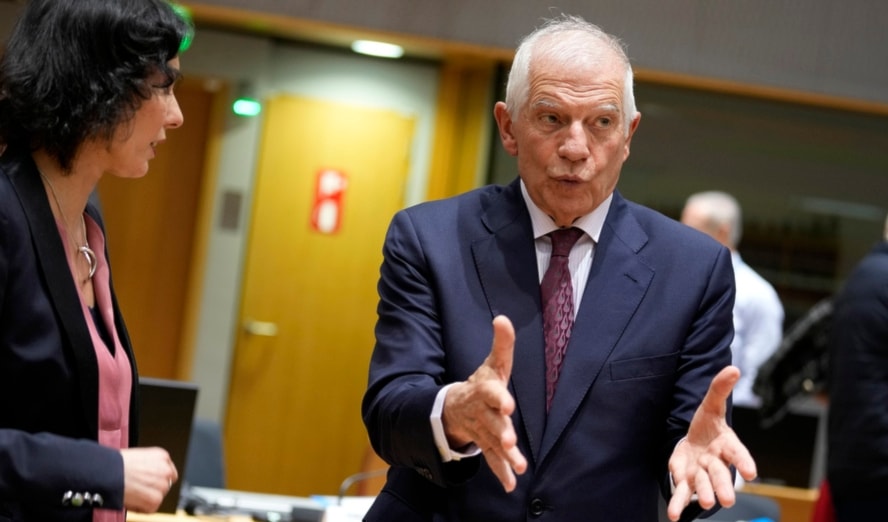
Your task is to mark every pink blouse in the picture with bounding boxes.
[60,214,132,522]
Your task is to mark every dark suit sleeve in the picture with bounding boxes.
[0,429,124,509]
[362,209,480,487]
[662,245,737,521]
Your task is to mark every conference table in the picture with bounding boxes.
[127,512,251,521]
[126,484,817,522]
[126,492,373,522]
[742,482,819,522]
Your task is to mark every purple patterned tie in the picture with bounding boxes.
[541,227,584,412]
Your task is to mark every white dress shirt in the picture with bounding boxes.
[730,252,784,408]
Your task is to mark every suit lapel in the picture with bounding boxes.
[539,193,655,461]
[472,180,548,462]
[6,153,100,439]
[470,185,657,464]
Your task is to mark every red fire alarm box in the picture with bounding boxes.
[310,168,348,234]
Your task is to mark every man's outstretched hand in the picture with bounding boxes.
[441,315,528,492]
[666,365,758,521]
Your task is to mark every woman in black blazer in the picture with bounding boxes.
[0,1,190,520]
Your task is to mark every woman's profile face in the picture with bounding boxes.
[100,57,184,179]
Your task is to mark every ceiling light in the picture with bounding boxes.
[350,40,404,59]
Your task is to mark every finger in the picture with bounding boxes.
[725,442,758,481]
[483,450,518,492]
[487,315,515,383]
[471,402,522,464]
[666,481,692,521]
[499,416,527,475]
[710,463,737,509]
[476,413,526,490]
[506,445,527,475]
[694,463,716,508]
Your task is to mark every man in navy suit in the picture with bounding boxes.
[362,14,757,522]
[827,214,888,520]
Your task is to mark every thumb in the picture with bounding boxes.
[487,315,516,382]
[701,365,740,415]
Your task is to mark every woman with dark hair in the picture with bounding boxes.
[0,0,191,520]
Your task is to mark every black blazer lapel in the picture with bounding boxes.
[8,155,100,439]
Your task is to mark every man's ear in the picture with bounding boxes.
[622,111,642,161]
[494,102,518,157]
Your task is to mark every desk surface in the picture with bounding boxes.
[741,482,819,522]
[127,510,251,522]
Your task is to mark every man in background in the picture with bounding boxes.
[682,191,784,408]
[826,213,888,520]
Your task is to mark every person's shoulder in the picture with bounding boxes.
[867,241,888,265]
[611,197,731,280]
[733,260,783,314]
[399,183,511,221]
[840,242,888,296]
[622,198,719,248]
[734,257,776,287]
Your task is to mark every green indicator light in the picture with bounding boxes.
[232,98,262,117]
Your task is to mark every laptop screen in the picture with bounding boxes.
[137,377,199,513]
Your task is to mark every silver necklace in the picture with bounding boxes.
[39,171,97,281]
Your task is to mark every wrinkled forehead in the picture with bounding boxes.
[528,31,628,88]
[527,40,628,104]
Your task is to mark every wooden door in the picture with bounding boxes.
[98,77,213,378]
[225,95,414,496]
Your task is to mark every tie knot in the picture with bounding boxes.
[549,227,584,257]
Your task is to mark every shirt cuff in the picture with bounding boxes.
[430,383,481,462]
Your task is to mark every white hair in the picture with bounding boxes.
[684,191,743,248]
[503,14,637,136]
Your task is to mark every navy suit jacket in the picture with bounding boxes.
[827,240,888,500]
[0,147,138,521]
[363,179,735,521]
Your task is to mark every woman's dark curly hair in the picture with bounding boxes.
[0,0,191,171]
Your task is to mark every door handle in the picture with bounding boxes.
[243,319,279,337]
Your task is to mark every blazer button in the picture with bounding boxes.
[72,492,85,507]
[529,498,545,516]
[416,467,433,481]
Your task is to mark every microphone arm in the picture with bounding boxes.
[336,468,388,505]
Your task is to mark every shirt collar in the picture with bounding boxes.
[519,179,611,242]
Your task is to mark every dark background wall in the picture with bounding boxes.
[186,0,888,106]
